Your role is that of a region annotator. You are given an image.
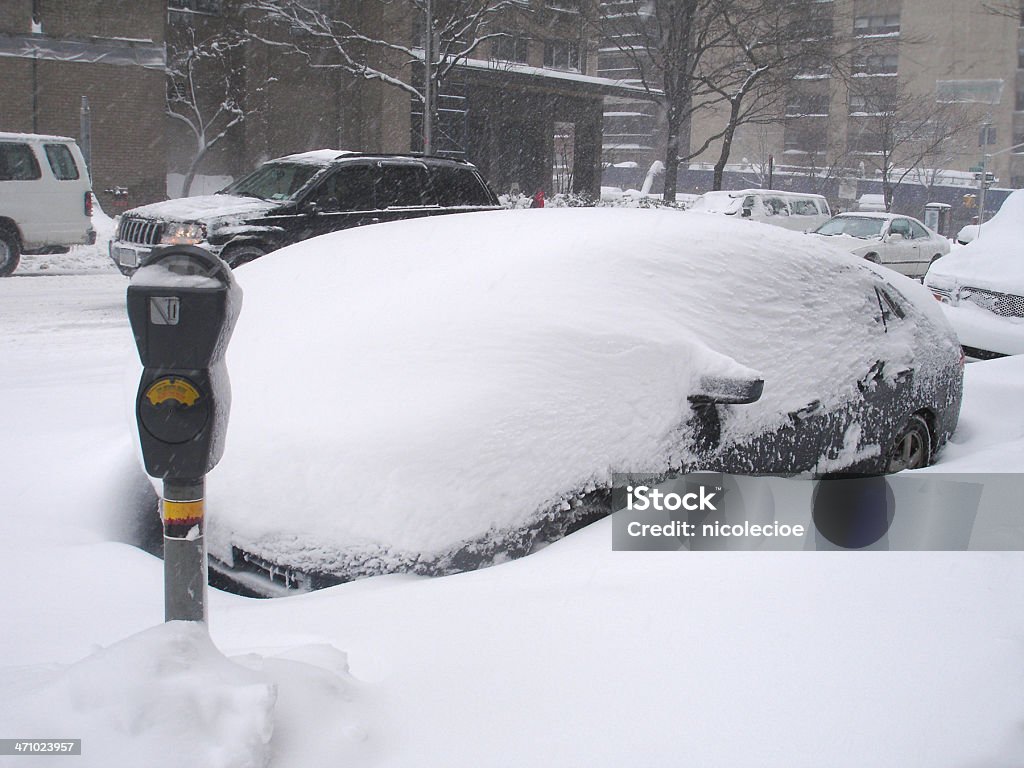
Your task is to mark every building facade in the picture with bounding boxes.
[0,0,167,210]
[600,0,1024,205]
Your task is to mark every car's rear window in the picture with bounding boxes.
[429,166,494,207]
[0,142,42,181]
[44,144,80,180]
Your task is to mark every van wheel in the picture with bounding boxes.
[221,244,265,269]
[930,254,943,264]
[0,229,21,277]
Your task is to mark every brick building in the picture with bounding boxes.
[0,0,167,210]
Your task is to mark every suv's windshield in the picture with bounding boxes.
[815,216,884,238]
[221,162,322,201]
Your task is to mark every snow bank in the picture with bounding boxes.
[928,188,1024,293]
[0,623,275,768]
[0,623,372,768]
[197,208,957,575]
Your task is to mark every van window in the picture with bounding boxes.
[0,143,42,181]
[791,198,819,216]
[44,144,80,180]
[763,197,789,216]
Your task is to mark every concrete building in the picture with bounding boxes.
[600,0,1024,204]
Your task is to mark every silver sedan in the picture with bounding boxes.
[812,212,950,279]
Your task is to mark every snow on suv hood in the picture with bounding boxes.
[123,194,278,223]
[928,189,1024,295]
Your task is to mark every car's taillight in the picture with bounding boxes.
[84,191,93,217]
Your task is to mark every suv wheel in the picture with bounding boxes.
[0,228,21,277]
[221,244,266,269]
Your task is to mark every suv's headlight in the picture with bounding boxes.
[161,222,207,245]
[926,275,959,306]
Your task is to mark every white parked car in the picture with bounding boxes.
[812,212,949,279]
[688,189,831,231]
[926,189,1024,359]
[0,132,95,277]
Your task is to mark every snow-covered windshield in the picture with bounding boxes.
[220,162,322,202]
[815,216,884,238]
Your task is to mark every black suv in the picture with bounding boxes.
[109,151,500,274]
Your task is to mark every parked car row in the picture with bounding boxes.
[688,188,950,280]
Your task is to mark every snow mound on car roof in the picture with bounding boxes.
[202,208,939,572]
[929,189,1024,293]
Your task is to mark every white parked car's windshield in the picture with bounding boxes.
[221,162,322,201]
[815,217,884,238]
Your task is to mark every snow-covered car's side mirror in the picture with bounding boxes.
[689,374,765,405]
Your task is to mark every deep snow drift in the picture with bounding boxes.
[0,215,1021,767]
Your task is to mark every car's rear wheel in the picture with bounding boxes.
[885,414,932,473]
[221,244,266,269]
[864,253,880,264]
[0,228,21,277]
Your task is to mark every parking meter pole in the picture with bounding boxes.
[162,478,207,623]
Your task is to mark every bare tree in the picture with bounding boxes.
[599,0,847,199]
[846,81,977,210]
[242,0,519,151]
[600,0,729,201]
[167,26,249,197]
[700,0,838,190]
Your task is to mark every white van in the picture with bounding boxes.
[0,132,95,276]
[689,189,832,232]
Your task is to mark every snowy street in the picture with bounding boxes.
[0,242,1022,767]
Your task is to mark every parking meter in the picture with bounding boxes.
[126,245,242,622]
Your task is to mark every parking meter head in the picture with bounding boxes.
[126,246,242,480]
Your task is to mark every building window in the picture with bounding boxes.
[980,124,998,146]
[786,92,830,117]
[853,14,900,36]
[544,40,580,71]
[492,34,529,64]
[852,53,898,75]
[545,0,583,11]
[168,0,223,14]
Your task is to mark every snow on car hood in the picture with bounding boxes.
[928,189,1024,294]
[170,208,956,572]
[122,194,278,223]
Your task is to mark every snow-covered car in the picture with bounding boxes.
[108,151,499,275]
[688,189,831,231]
[812,212,949,278]
[925,190,1024,359]
[160,209,962,593]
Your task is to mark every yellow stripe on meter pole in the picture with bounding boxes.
[163,499,204,524]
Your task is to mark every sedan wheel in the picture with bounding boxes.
[885,414,932,473]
